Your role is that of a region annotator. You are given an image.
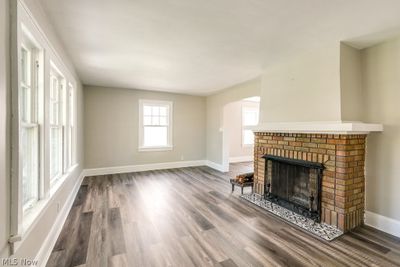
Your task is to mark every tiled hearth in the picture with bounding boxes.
[253,132,367,232]
[241,193,344,241]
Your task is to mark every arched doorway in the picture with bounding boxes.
[222,96,260,172]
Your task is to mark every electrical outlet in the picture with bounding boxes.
[181,155,184,161]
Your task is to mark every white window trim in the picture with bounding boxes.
[65,82,75,170]
[69,83,77,166]
[138,99,173,152]
[49,63,66,186]
[9,1,80,254]
[242,106,259,147]
[19,43,41,213]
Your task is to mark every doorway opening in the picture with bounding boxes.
[222,96,260,172]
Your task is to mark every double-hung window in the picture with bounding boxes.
[20,39,41,213]
[49,66,65,184]
[139,100,173,151]
[11,6,80,251]
[65,83,74,170]
[242,107,259,146]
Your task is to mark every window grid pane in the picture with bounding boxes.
[243,129,255,145]
[68,86,74,126]
[243,109,258,126]
[67,84,74,167]
[21,126,39,210]
[152,116,160,125]
[50,75,60,125]
[49,70,65,181]
[21,85,31,123]
[68,126,73,166]
[159,107,167,116]
[20,43,40,213]
[159,116,167,126]
[50,126,62,180]
[242,107,259,146]
[143,106,152,116]
[21,47,31,87]
[143,105,169,126]
[152,106,160,116]
[143,116,152,125]
[143,126,168,147]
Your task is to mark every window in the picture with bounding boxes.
[242,106,259,146]
[49,66,65,184]
[20,41,41,213]
[11,7,80,250]
[139,100,173,151]
[65,83,74,169]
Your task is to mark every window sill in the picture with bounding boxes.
[138,146,173,152]
[50,164,79,196]
[14,163,79,253]
[21,198,48,236]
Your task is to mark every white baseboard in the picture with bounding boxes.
[229,156,253,163]
[37,171,85,267]
[84,160,207,176]
[365,211,400,238]
[205,160,229,172]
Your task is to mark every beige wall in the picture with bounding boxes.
[84,86,206,168]
[259,44,342,123]
[0,0,10,258]
[1,0,85,263]
[206,78,261,167]
[340,43,363,121]
[223,100,259,159]
[362,36,400,221]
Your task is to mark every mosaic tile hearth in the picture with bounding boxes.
[241,193,343,241]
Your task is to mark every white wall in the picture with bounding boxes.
[255,36,400,236]
[0,0,11,258]
[223,100,259,161]
[362,36,400,223]
[340,43,363,121]
[84,86,206,168]
[259,44,342,123]
[1,0,85,264]
[206,78,261,168]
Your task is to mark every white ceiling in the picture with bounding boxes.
[39,0,400,95]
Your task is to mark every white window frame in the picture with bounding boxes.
[9,2,80,254]
[49,63,66,186]
[10,16,48,251]
[138,99,173,151]
[242,106,259,147]
[65,83,75,169]
[19,36,42,214]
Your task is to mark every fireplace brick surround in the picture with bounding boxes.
[253,132,367,232]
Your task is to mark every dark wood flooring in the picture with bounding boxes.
[46,163,400,267]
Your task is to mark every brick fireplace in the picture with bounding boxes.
[253,132,367,232]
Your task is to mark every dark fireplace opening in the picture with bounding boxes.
[262,155,324,222]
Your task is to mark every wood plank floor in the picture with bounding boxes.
[46,163,400,267]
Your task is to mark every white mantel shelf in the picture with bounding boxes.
[251,121,383,134]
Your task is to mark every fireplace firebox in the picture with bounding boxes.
[262,155,324,222]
